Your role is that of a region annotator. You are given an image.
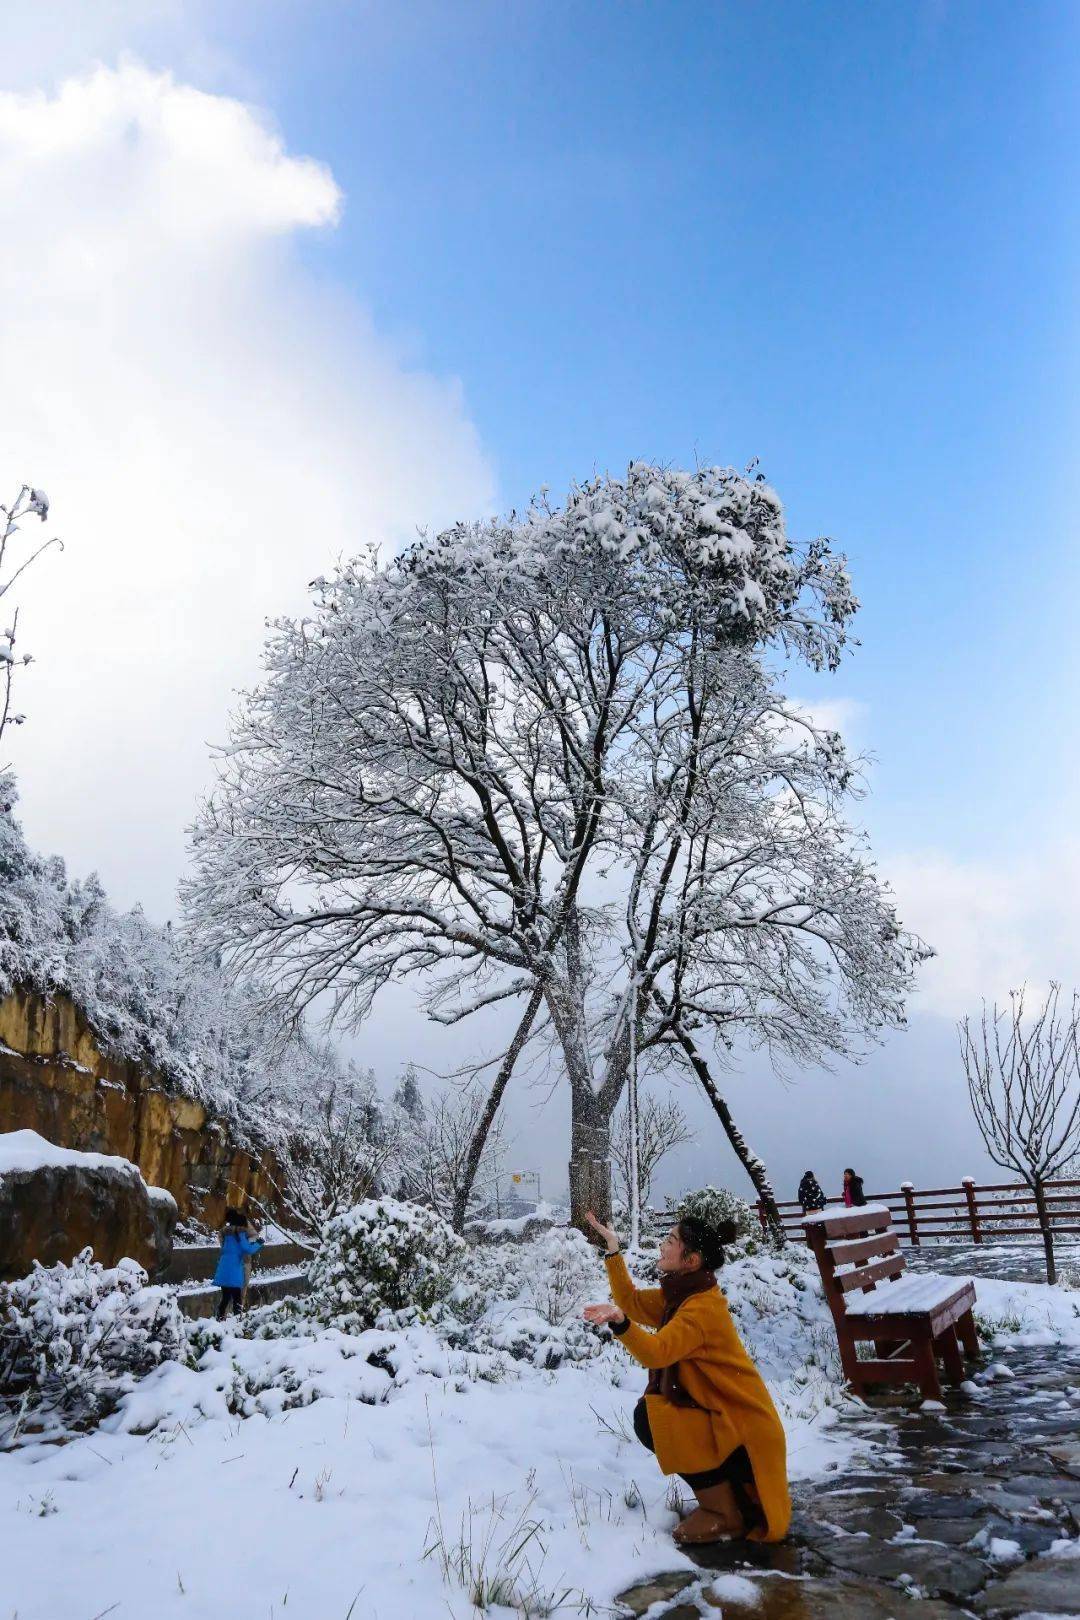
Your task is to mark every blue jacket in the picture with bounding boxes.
[213,1229,263,1288]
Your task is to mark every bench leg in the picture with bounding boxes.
[937,1324,964,1385]
[836,1327,867,1395]
[957,1309,980,1359]
[913,1336,943,1402]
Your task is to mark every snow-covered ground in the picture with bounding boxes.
[967,1269,1080,1345]
[3,1236,1079,1620]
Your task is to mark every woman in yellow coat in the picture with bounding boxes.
[583,1209,791,1546]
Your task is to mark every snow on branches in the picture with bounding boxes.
[0,1250,185,1429]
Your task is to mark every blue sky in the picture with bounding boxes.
[230,0,1078,857]
[1,1,1078,1195]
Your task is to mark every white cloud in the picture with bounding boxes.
[792,695,867,741]
[0,61,495,916]
[887,840,1080,1017]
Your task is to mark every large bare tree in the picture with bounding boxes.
[183,463,926,1228]
[960,984,1080,1283]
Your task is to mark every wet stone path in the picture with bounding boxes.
[615,1345,1080,1619]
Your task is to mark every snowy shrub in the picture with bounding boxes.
[676,1185,758,1249]
[438,1228,611,1370]
[477,1313,605,1371]
[304,1198,465,1330]
[521,1228,599,1327]
[0,1249,186,1426]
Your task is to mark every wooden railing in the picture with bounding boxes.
[761,1177,1080,1246]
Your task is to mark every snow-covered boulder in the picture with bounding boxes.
[0,1129,176,1281]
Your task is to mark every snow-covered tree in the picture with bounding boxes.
[0,484,61,751]
[960,984,1080,1284]
[184,463,927,1229]
[392,1064,423,1122]
[304,1198,464,1330]
[0,777,351,1158]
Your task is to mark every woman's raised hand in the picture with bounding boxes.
[583,1303,626,1327]
[584,1209,619,1252]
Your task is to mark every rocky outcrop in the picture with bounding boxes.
[0,989,280,1226]
[0,1129,177,1280]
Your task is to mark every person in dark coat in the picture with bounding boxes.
[842,1168,867,1208]
[213,1207,264,1320]
[797,1171,826,1214]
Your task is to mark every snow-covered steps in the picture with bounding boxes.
[176,1265,310,1319]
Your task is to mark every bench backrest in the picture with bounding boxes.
[802,1204,905,1321]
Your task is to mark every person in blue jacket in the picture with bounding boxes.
[213,1207,263,1320]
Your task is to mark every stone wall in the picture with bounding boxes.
[0,988,280,1226]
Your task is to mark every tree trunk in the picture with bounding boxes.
[450,985,544,1234]
[543,950,614,1231]
[672,1025,786,1243]
[1033,1174,1056,1285]
[568,1110,613,1230]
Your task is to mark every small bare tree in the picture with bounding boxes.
[394,1081,507,1228]
[0,485,61,750]
[272,1062,402,1238]
[612,1085,693,1211]
[959,984,1080,1284]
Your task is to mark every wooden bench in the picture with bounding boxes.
[804,1203,979,1401]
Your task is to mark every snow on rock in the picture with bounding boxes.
[466,1199,558,1243]
[705,1572,765,1607]
[0,1127,149,1181]
[0,1129,176,1281]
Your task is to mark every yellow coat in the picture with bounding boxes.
[605,1253,791,1542]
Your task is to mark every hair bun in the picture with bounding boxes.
[715,1217,739,1246]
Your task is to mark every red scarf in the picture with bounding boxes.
[645,1267,718,1405]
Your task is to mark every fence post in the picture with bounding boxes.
[901,1181,919,1246]
[756,1199,768,1235]
[962,1177,982,1244]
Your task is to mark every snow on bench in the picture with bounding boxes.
[843,1273,971,1317]
[803,1202,979,1401]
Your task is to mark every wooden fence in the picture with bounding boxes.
[761,1177,1080,1246]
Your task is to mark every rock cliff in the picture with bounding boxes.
[0,989,279,1226]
